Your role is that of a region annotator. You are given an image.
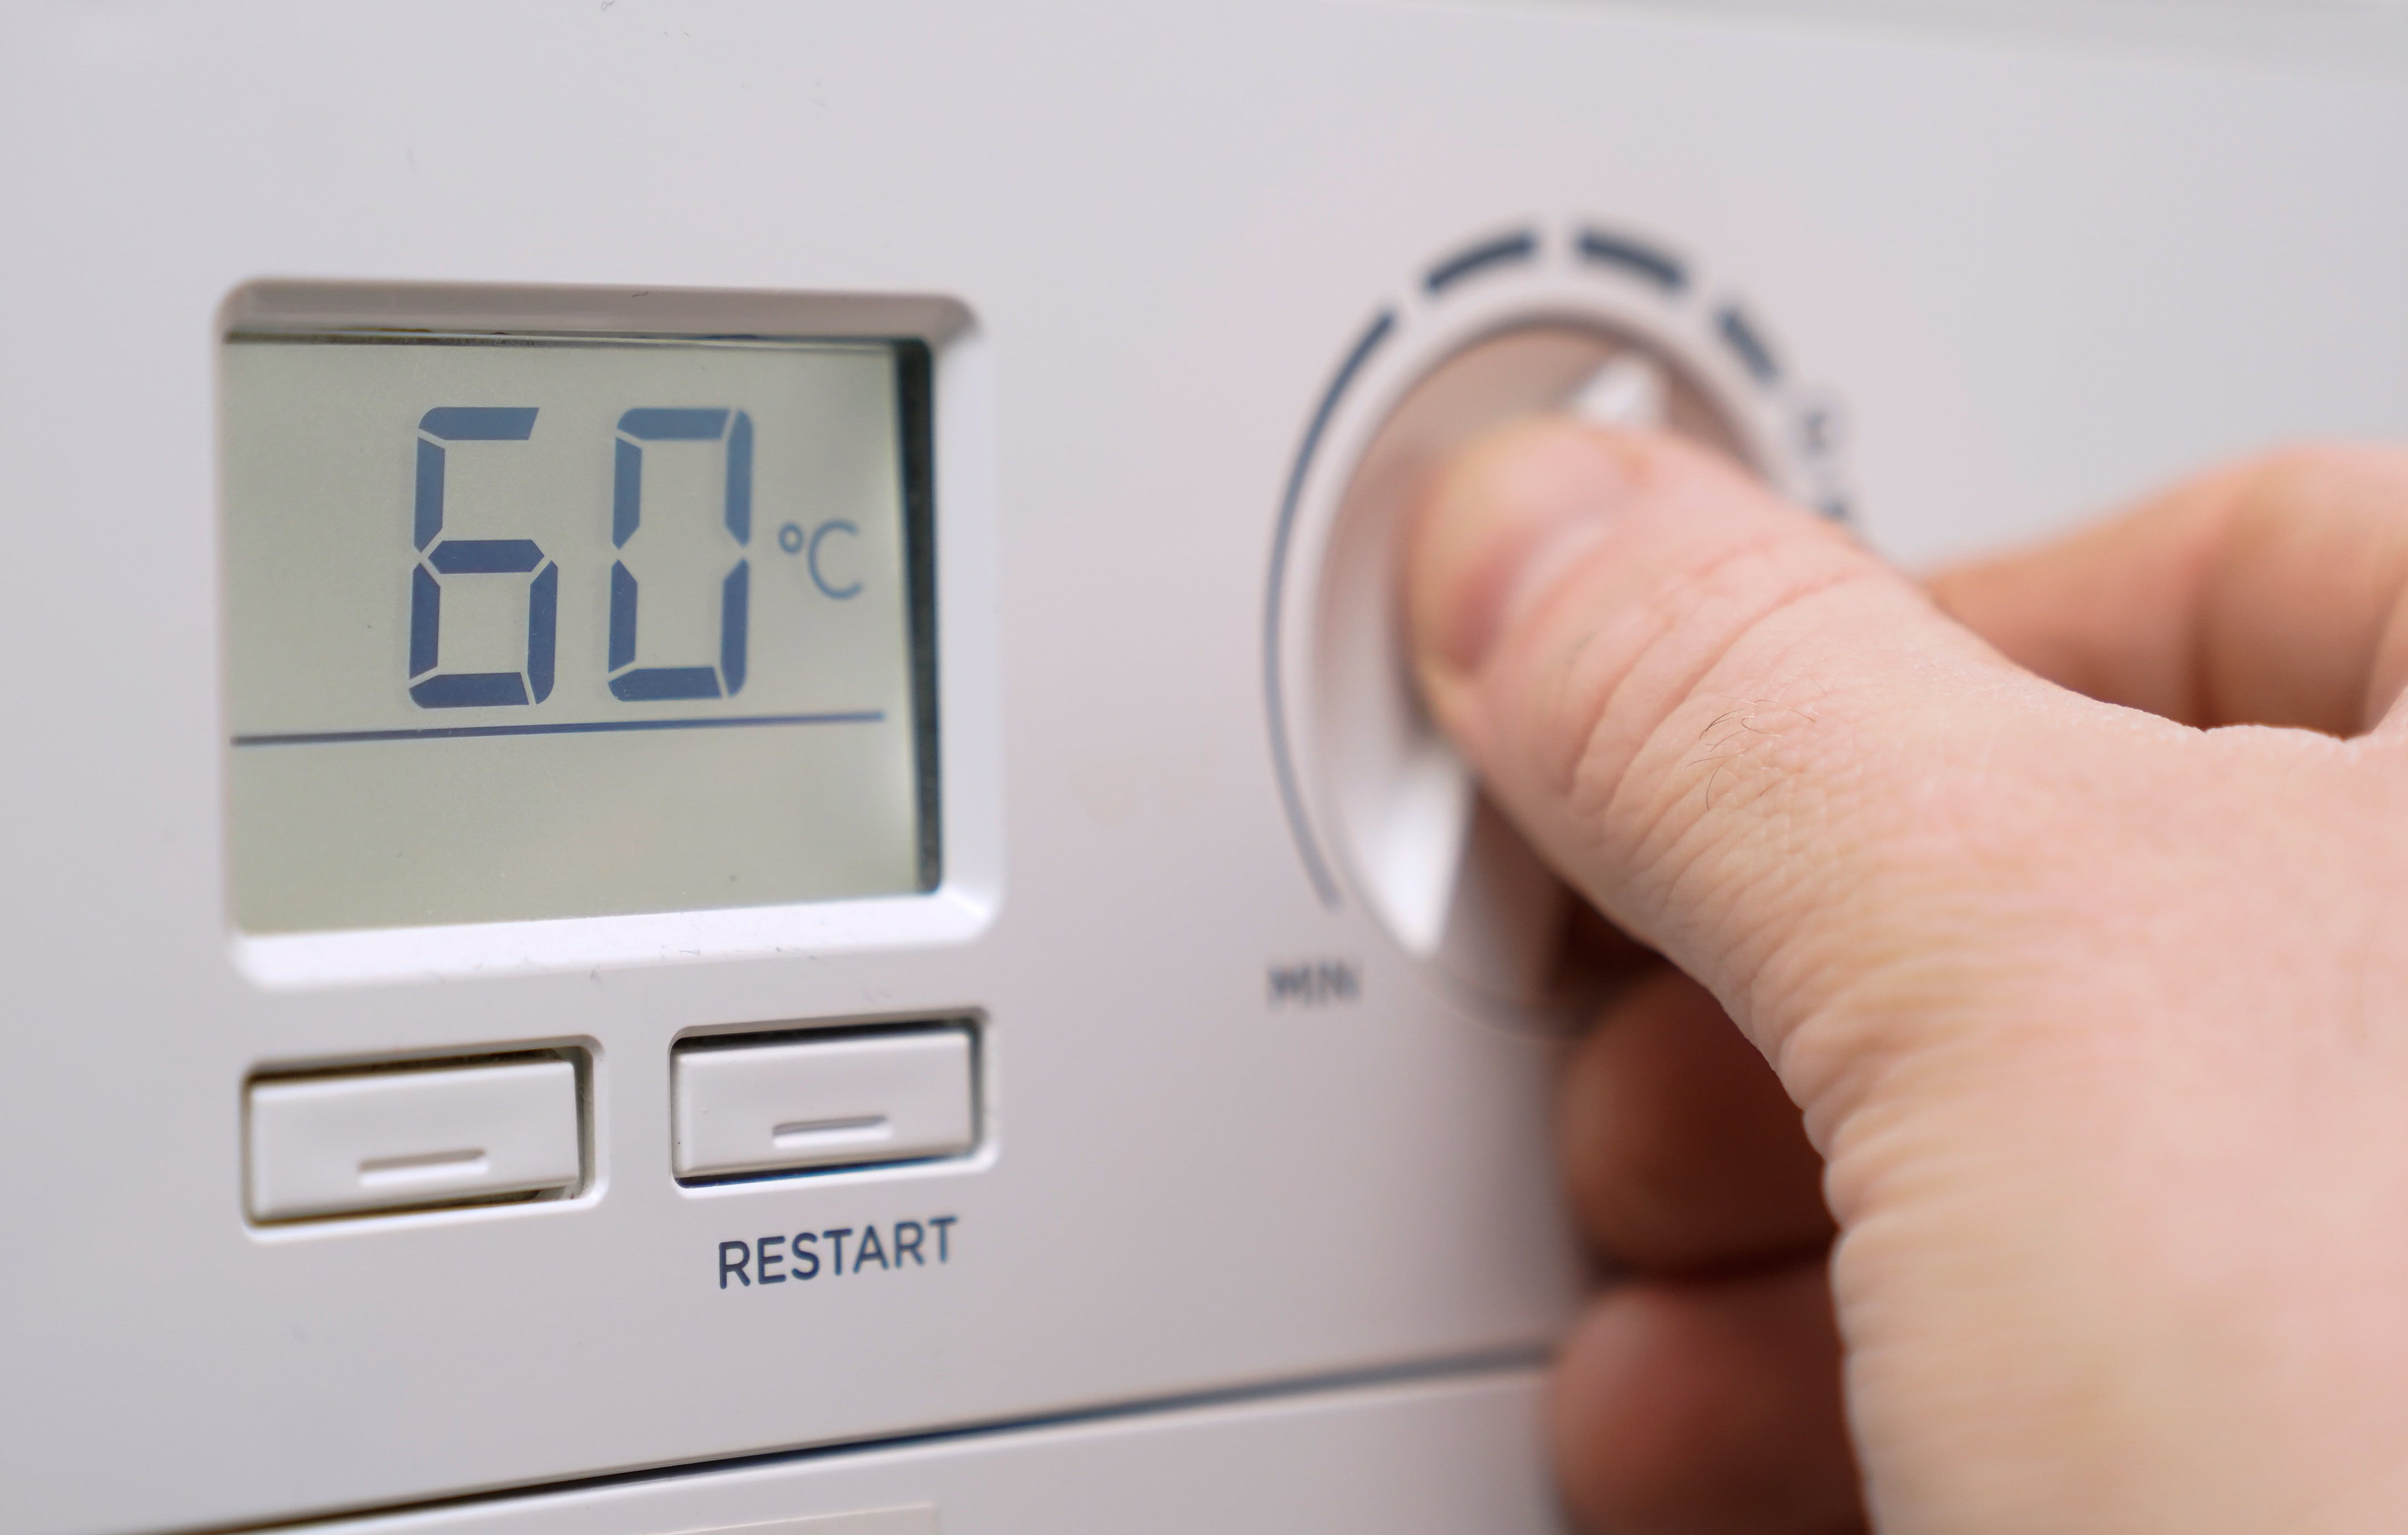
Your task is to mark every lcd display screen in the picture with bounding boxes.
[222,331,936,934]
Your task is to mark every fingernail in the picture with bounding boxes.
[1408,419,1635,676]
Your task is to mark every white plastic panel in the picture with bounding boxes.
[285,1367,1559,1535]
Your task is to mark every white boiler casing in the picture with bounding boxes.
[2,4,2404,1534]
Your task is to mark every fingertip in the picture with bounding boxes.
[1553,1269,1862,1535]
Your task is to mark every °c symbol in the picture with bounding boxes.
[807,520,862,600]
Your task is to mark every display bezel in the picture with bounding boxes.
[217,282,1000,988]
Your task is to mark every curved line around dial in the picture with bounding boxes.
[1264,306,1398,908]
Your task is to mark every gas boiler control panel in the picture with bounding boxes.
[4,5,2402,1535]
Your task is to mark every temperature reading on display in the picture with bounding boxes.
[405,405,772,709]
[222,331,936,935]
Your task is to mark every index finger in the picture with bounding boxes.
[1930,445,2408,736]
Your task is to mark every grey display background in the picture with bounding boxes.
[222,335,924,932]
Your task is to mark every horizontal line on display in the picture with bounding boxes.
[232,710,885,747]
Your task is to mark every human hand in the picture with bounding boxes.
[1406,424,2408,1534]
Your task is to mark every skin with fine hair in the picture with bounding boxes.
[1406,423,2408,1535]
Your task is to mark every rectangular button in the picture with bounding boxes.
[248,1059,581,1221]
[674,1027,974,1179]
